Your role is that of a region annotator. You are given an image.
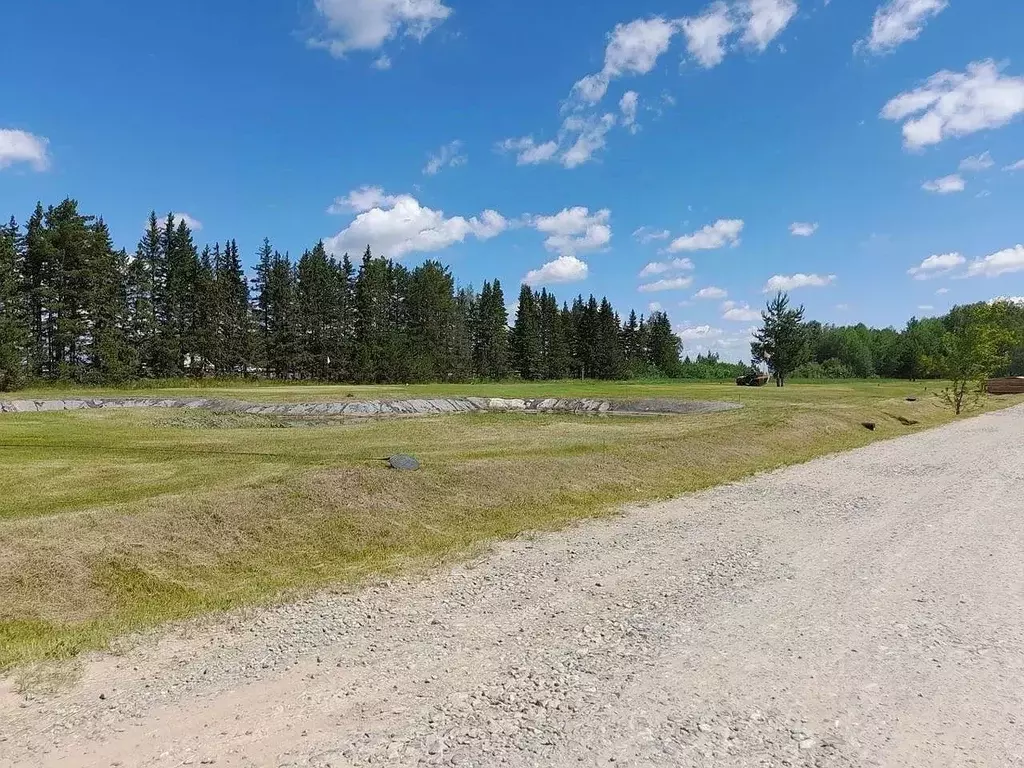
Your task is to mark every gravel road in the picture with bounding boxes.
[2,406,1023,767]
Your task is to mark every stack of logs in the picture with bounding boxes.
[986,377,1024,395]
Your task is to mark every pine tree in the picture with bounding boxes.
[511,284,542,379]
[296,241,339,380]
[405,261,458,381]
[84,220,136,381]
[538,289,569,379]
[0,217,29,390]
[473,280,509,379]
[645,311,681,376]
[592,298,624,379]
[219,240,251,375]
[127,212,162,376]
[44,199,95,379]
[751,292,808,387]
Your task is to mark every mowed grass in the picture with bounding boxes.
[1,379,1019,670]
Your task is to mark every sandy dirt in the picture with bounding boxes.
[2,405,1022,767]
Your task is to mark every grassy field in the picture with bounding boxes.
[1,379,1019,671]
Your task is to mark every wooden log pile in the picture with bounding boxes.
[986,377,1024,395]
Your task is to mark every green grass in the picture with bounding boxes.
[1,379,1019,670]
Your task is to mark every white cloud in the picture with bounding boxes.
[666,218,744,252]
[676,324,724,341]
[423,140,467,175]
[633,226,671,244]
[960,151,994,172]
[721,300,761,321]
[570,17,678,105]
[763,273,837,292]
[532,207,612,256]
[324,189,508,258]
[327,185,396,214]
[789,221,818,237]
[639,276,695,293]
[856,0,947,55]
[918,304,934,311]
[881,60,1024,150]
[739,0,798,52]
[639,258,695,277]
[308,0,452,57]
[1004,159,1024,172]
[989,295,1024,305]
[647,301,664,312]
[965,244,1024,278]
[694,286,728,300]
[907,251,965,279]
[921,174,965,194]
[560,113,616,168]
[680,2,735,68]
[372,54,392,70]
[936,287,950,294]
[497,136,560,166]
[0,129,50,171]
[524,255,589,286]
[620,91,640,133]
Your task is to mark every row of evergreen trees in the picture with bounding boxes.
[0,199,685,390]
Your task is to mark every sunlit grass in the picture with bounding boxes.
[1,379,1019,670]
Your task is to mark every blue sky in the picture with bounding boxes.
[2,0,1023,359]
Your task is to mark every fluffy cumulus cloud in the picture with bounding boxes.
[1004,159,1024,172]
[960,151,994,172]
[647,301,664,312]
[308,0,451,58]
[423,140,467,175]
[638,276,694,293]
[907,252,965,279]
[921,174,965,194]
[633,226,671,244]
[721,300,761,321]
[324,188,508,258]
[571,17,678,105]
[881,60,1024,150]
[532,206,612,256]
[639,257,694,277]
[694,286,728,300]
[857,0,948,55]
[497,136,560,166]
[966,244,1024,278]
[0,129,50,171]
[524,255,589,286]
[763,273,836,292]
[666,218,744,253]
[789,221,818,237]
[680,2,735,68]
[739,0,798,52]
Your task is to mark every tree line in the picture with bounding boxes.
[0,199,687,390]
[751,292,1024,403]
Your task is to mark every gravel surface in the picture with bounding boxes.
[2,405,1023,767]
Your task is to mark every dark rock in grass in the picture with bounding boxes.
[905,397,918,402]
[862,422,876,431]
[387,455,421,471]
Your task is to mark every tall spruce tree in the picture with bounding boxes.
[0,217,28,390]
[511,284,542,379]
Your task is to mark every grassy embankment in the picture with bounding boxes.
[1,379,1019,670]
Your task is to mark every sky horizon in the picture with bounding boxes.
[2,0,1023,360]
